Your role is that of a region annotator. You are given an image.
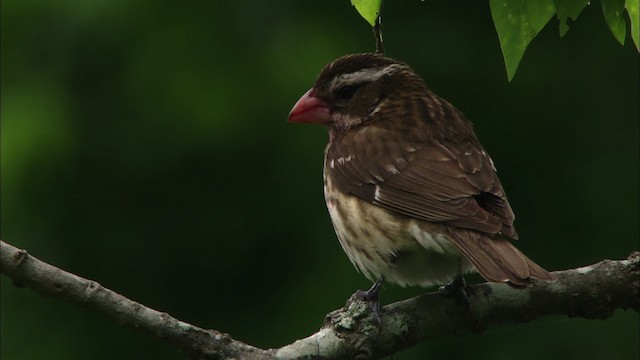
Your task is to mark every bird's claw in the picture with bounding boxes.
[441,275,471,309]
[355,280,383,324]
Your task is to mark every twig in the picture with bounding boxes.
[374,0,385,54]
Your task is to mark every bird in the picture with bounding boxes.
[288,53,554,308]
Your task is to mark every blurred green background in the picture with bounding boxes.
[1,1,638,359]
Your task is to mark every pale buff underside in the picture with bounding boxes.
[324,174,474,287]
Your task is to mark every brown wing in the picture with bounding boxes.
[326,124,518,239]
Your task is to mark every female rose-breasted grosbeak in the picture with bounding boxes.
[289,53,553,295]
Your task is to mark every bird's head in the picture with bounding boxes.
[288,53,425,130]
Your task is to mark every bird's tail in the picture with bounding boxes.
[444,228,554,286]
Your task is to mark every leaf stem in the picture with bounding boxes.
[374,0,384,54]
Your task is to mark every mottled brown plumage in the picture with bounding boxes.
[289,53,553,287]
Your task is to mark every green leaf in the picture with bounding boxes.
[490,0,556,81]
[625,0,639,51]
[351,0,382,27]
[554,0,590,36]
[601,0,627,45]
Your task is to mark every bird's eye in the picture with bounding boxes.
[333,84,358,101]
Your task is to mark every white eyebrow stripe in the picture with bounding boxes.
[330,64,402,89]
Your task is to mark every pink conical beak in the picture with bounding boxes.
[288,88,331,124]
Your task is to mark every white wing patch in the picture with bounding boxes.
[330,155,356,169]
[481,150,497,171]
[386,164,400,174]
[337,155,354,165]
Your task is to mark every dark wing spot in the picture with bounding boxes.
[473,192,491,211]
[473,192,503,213]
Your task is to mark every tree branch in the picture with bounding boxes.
[2,240,638,359]
[0,240,271,359]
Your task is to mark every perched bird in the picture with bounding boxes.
[288,53,553,301]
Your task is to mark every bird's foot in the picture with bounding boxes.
[355,280,383,324]
[441,276,486,332]
[441,275,470,309]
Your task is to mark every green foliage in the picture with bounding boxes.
[625,0,639,49]
[555,0,591,36]
[349,1,639,80]
[351,0,382,27]
[602,0,628,44]
[490,0,556,81]
[489,0,639,80]
[349,0,638,80]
